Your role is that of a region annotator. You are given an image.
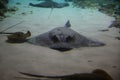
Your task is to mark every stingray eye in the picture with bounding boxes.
[51,35,59,43]
[66,36,74,43]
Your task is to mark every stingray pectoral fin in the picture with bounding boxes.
[29,3,34,6]
[28,33,51,47]
[88,40,105,47]
[55,3,69,8]
[29,3,43,7]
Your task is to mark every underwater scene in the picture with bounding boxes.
[0,0,120,80]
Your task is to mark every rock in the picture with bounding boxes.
[0,0,8,19]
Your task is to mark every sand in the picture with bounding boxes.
[0,0,120,80]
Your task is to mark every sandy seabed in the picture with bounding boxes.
[0,0,120,80]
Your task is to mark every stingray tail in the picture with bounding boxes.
[19,72,46,78]
[48,3,54,19]
[19,72,62,78]
[48,7,53,19]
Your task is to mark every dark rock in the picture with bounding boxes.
[109,18,120,28]
[0,0,8,18]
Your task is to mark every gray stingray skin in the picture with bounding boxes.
[28,20,105,51]
[29,0,69,8]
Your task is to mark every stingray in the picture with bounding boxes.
[28,20,105,51]
[29,0,69,8]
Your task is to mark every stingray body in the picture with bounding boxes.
[29,0,69,8]
[28,20,105,51]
